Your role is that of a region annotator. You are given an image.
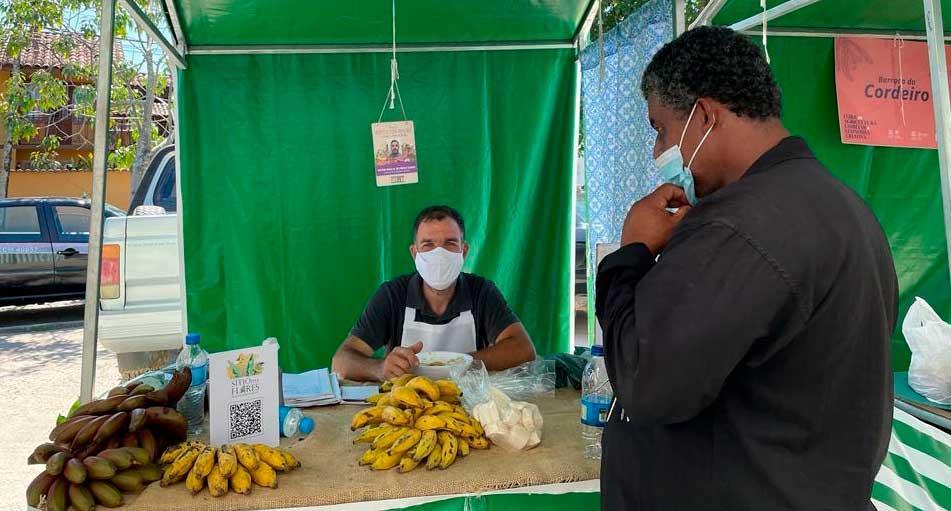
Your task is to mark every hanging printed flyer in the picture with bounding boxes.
[371,120,418,186]
[209,343,280,447]
[834,36,948,149]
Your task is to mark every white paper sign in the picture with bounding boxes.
[209,344,280,447]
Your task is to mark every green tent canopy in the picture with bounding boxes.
[144,0,597,373]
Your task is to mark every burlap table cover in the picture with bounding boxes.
[116,389,600,510]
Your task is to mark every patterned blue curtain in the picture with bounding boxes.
[580,0,671,338]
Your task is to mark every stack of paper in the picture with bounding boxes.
[282,368,341,407]
[281,368,380,407]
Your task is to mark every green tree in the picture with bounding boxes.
[0,0,85,197]
[107,2,172,194]
[0,0,172,198]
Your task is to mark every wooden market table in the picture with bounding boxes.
[115,389,600,511]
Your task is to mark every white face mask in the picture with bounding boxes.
[415,247,464,291]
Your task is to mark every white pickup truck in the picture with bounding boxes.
[99,144,183,378]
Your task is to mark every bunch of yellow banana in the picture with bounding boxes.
[373,374,462,404]
[351,375,490,472]
[158,441,300,496]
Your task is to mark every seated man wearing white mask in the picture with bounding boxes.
[332,205,536,382]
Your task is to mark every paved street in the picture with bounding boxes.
[0,322,119,511]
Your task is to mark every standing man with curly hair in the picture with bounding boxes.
[596,27,898,510]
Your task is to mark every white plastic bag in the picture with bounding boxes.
[902,297,951,404]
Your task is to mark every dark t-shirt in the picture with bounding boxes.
[350,272,519,352]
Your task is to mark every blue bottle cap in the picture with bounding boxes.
[299,417,315,435]
[185,333,201,345]
[591,345,604,356]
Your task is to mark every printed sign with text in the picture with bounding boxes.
[371,120,419,187]
[209,344,280,447]
[834,37,951,149]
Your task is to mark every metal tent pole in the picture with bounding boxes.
[740,28,951,41]
[923,0,951,290]
[690,0,729,29]
[729,0,822,32]
[118,0,186,68]
[569,58,582,349]
[161,0,187,54]
[80,0,117,404]
[574,0,600,50]
[674,0,687,36]
[171,70,189,342]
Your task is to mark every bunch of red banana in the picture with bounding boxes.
[26,367,193,510]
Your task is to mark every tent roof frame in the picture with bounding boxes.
[730,0,821,31]
[188,41,577,56]
[148,1,603,68]
[80,0,598,402]
[120,0,185,68]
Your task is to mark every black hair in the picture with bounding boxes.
[413,206,465,239]
[641,26,782,120]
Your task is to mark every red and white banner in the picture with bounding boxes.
[834,37,951,149]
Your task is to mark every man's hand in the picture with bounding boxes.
[378,341,423,380]
[621,184,692,254]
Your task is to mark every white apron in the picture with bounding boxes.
[399,307,477,353]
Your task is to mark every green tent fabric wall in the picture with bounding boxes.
[178,49,577,372]
[766,36,951,370]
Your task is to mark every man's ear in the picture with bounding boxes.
[410,244,417,259]
[462,243,470,259]
[695,97,718,130]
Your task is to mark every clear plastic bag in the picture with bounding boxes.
[902,297,951,405]
[491,359,556,400]
[450,360,551,451]
[452,359,555,410]
[452,360,489,411]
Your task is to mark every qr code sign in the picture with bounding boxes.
[230,399,263,440]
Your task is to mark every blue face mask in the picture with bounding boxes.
[654,102,714,206]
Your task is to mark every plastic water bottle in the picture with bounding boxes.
[279,406,314,437]
[176,333,209,435]
[581,345,613,460]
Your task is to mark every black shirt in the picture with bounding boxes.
[596,137,897,511]
[351,272,519,352]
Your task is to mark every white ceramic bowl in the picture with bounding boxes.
[413,351,473,380]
